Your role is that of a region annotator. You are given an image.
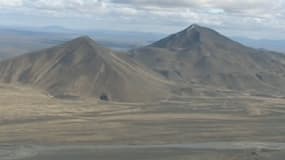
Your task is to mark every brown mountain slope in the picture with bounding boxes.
[130,24,285,96]
[0,36,172,102]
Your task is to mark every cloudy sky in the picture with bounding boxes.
[0,0,285,39]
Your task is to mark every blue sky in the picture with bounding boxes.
[0,0,285,39]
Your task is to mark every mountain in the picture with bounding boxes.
[130,24,285,96]
[0,36,171,102]
[233,37,285,53]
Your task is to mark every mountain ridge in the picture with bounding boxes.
[0,36,172,102]
[131,24,285,96]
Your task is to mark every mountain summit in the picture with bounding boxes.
[131,24,285,96]
[150,24,202,49]
[151,24,243,51]
[0,36,171,102]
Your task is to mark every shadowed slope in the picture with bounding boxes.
[131,24,285,95]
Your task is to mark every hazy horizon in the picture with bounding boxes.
[1,0,285,40]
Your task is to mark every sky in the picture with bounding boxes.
[0,0,285,39]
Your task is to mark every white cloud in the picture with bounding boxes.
[0,0,22,7]
[25,0,106,11]
[0,0,285,39]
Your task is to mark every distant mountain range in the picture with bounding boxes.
[0,24,285,102]
[0,26,166,60]
[233,37,285,53]
[0,27,73,60]
[0,26,284,62]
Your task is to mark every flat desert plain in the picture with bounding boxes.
[1,83,285,159]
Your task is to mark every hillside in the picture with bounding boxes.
[0,36,171,102]
[131,24,285,96]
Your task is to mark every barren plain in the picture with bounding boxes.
[1,83,285,159]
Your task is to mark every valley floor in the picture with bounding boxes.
[1,143,285,160]
[0,83,285,159]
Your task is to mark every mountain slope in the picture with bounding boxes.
[0,36,171,102]
[131,24,285,96]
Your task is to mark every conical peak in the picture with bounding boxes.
[64,36,102,51]
[150,24,203,49]
[70,36,95,44]
[150,24,238,49]
[183,24,213,35]
[186,24,201,30]
[185,24,221,33]
[182,24,202,40]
